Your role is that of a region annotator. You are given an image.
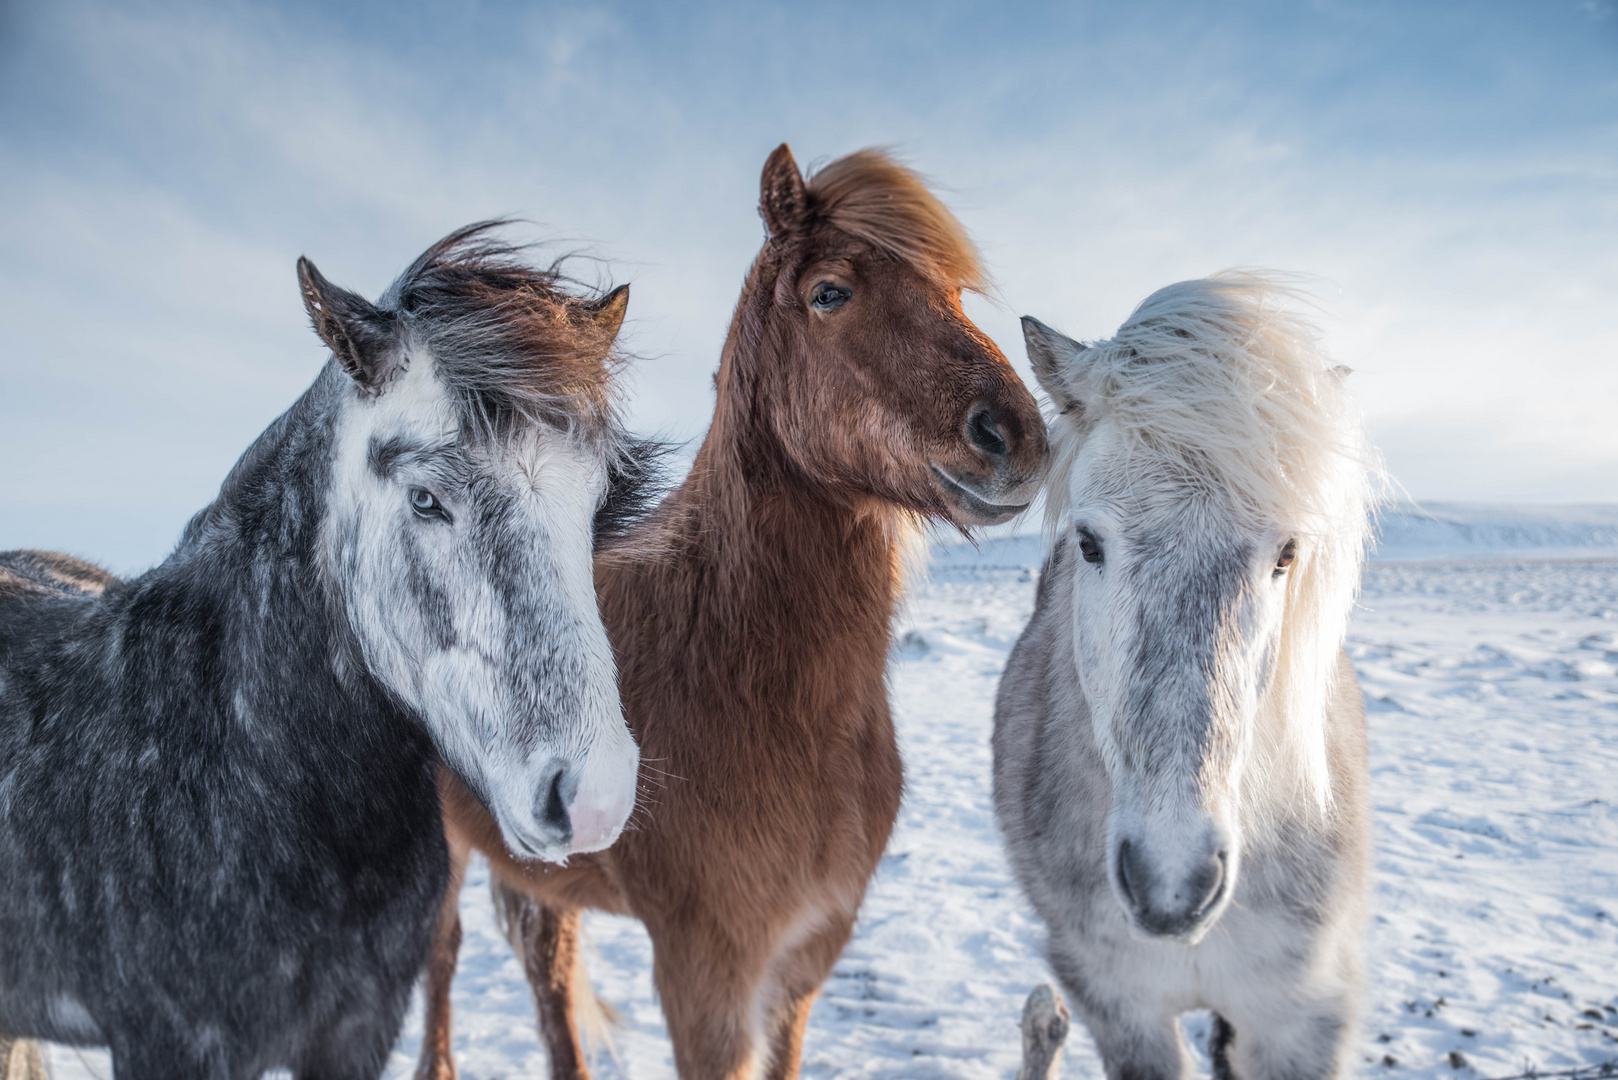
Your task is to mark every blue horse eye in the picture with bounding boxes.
[409,488,447,520]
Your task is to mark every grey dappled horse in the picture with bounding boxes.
[995,276,1378,1080]
[0,225,652,1079]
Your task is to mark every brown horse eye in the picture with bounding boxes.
[811,282,851,310]
[1275,539,1297,575]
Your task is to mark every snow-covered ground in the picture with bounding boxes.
[44,506,1618,1079]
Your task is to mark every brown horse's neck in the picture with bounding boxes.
[681,395,904,652]
[610,268,908,704]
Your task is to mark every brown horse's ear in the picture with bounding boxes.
[580,284,630,340]
[1022,316,1086,417]
[759,143,808,239]
[298,256,401,392]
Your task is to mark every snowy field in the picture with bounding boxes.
[44,505,1618,1079]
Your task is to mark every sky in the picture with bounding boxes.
[1,0,1615,572]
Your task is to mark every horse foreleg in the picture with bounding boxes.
[414,831,471,1080]
[646,918,768,1080]
[1215,994,1354,1080]
[761,992,816,1080]
[493,879,592,1080]
[1048,946,1189,1080]
[760,914,854,1080]
[1,1037,49,1080]
[1210,1013,1237,1080]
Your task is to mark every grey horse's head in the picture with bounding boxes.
[1026,276,1374,944]
[300,225,645,863]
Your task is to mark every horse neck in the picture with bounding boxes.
[618,308,906,704]
[139,370,386,721]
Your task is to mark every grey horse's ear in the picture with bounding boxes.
[297,256,402,393]
[1022,316,1087,416]
[581,284,630,340]
[1330,364,1353,381]
[759,143,808,241]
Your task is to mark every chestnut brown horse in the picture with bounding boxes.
[415,145,1049,1080]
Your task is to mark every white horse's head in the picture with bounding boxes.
[1026,276,1376,943]
[300,226,647,864]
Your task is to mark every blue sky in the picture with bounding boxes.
[2,0,1615,571]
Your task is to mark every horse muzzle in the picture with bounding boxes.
[1110,831,1235,944]
[491,731,640,863]
[929,399,1049,526]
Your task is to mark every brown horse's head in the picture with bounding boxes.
[724,144,1047,526]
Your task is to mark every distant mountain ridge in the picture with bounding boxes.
[929,503,1618,572]
[1374,502,1618,561]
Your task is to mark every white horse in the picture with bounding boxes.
[994,275,1379,1080]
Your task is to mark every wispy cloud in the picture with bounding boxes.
[2,0,1614,570]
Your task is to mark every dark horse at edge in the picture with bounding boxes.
[0,225,652,1079]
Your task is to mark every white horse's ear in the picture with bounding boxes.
[1330,364,1353,381]
[1022,316,1086,416]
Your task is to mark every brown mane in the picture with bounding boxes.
[384,221,629,442]
[802,150,988,292]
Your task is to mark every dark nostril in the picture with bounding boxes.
[1116,838,1143,909]
[966,406,1009,458]
[540,768,571,836]
[1187,850,1228,917]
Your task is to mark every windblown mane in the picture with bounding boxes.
[382,221,628,447]
[1044,273,1383,809]
[804,151,987,292]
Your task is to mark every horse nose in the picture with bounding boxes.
[1115,838,1228,939]
[965,404,1010,460]
[963,391,1049,492]
[561,734,640,854]
[533,763,578,846]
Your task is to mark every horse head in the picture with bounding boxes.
[730,144,1048,527]
[1026,276,1374,943]
[299,225,643,863]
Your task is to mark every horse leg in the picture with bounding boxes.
[1215,995,1354,1080]
[414,830,472,1080]
[106,1031,237,1080]
[760,915,856,1080]
[1048,951,1188,1080]
[494,879,592,1080]
[647,917,768,1080]
[294,1010,401,1080]
[1210,1013,1237,1080]
[1,1037,49,1080]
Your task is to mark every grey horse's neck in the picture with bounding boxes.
[166,366,343,573]
[106,367,384,718]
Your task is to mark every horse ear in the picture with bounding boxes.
[581,284,630,340]
[1022,316,1086,416]
[759,143,808,239]
[297,256,401,392]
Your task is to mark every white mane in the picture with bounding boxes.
[1044,273,1383,811]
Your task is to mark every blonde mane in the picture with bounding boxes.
[1044,273,1383,811]
[805,150,988,293]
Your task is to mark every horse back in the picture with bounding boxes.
[0,551,118,602]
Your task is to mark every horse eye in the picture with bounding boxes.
[811,282,851,310]
[1274,539,1297,576]
[1077,527,1104,566]
[409,488,450,522]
